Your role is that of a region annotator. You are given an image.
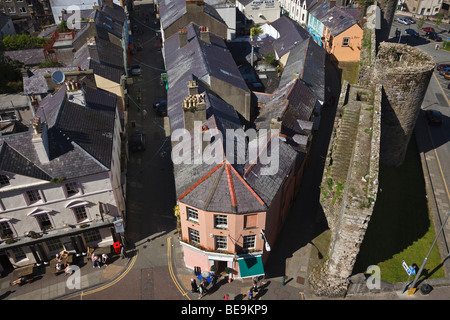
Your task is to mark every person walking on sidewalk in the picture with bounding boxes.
[248,289,253,300]
[252,278,258,293]
[198,285,204,299]
[191,278,198,293]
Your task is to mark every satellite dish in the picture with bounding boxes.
[51,70,65,84]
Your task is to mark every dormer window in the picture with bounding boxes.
[0,175,9,187]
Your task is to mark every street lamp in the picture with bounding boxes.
[409,210,450,293]
[260,229,271,252]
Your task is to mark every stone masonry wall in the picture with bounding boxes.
[375,43,435,167]
[309,5,435,297]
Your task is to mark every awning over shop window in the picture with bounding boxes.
[238,255,264,278]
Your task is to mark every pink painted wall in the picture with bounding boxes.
[179,203,266,253]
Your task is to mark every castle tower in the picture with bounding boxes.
[375,43,435,167]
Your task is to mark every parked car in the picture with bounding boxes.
[129,131,146,151]
[396,17,409,25]
[405,28,419,37]
[439,67,450,75]
[444,71,450,80]
[426,31,442,41]
[130,64,142,76]
[425,110,443,126]
[405,17,416,24]
[422,27,435,32]
[437,64,450,70]
[153,100,167,116]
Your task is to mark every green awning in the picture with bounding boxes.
[238,255,264,278]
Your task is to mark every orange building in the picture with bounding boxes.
[320,6,363,62]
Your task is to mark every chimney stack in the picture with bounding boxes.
[292,72,300,80]
[183,92,207,132]
[200,26,210,44]
[178,28,188,48]
[186,0,205,13]
[188,80,198,96]
[32,116,50,164]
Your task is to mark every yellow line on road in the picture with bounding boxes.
[426,124,450,203]
[167,237,190,299]
[64,252,138,300]
[433,72,450,106]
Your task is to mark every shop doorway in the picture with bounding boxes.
[214,260,227,275]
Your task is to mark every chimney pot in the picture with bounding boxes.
[179,28,188,48]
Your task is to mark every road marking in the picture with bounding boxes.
[426,124,450,203]
[167,237,190,299]
[64,252,138,299]
[432,72,450,106]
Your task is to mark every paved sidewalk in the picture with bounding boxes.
[0,253,130,300]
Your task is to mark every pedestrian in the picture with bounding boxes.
[248,289,253,300]
[191,278,198,293]
[435,43,440,50]
[224,294,229,300]
[198,285,203,299]
[101,253,108,266]
[64,263,73,276]
[253,278,258,293]
[201,279,208,294]
[91,254,101,268]
[142,108,147,119]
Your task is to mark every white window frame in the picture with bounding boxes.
[214,214,228,229]
[342,37,350,47]
[187,207,198,223]
[19,6,26,13]
[188,228,200,244]
[243,235,256,250]
[7,7,15,13]
[215,235,227,250]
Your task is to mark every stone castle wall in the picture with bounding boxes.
[309,3,434,297]
[375,43,435,167]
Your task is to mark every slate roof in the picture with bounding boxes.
[164,22,248,132]
[254,79,316,152]
[4,49,46,67]
[270,15,311,58]
[89,59,123,83]
[159,0,225,31]
[279,37,326,102]
[309,2,331,20]
[23,67,78,95]
[94,9,124,41]
[0,85,116,181]
[319,6,359,36]
[172,81,300,213]
[165,22,302,214]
